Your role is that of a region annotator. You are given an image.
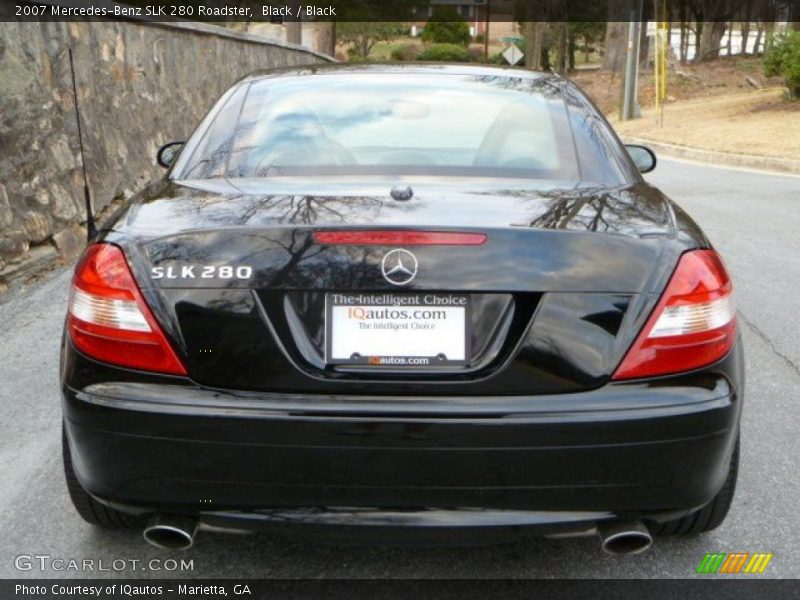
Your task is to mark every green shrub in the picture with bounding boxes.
[417,43,470,62]
[467,46,485,63]
[420,6,471,47]
[474,33,486,44]
[390,43,423,61]
[764,31,800,100]
[345,51,371,64]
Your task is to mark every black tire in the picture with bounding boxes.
[651,436,739,536]
[62,425,146,530]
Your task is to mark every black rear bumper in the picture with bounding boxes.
[62,339,744,535]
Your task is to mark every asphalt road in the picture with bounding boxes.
[1,158,798,579]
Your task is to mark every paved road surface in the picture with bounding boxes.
[1,159,798,578]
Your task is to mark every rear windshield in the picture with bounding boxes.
[178,73,602,182]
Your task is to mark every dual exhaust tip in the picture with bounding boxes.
[598,521,653,555]
[143,514,197,551]
[143,514,652,555]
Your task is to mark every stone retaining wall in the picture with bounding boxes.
[0,20,332,292]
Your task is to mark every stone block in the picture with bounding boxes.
[51,188,78,221]
[0,183,13,228]
[0,244,57,283]
[0,231,29,260]
[22,211,51,243]
[53,225,86,261]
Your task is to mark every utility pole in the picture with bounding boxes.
[621,2,643,121]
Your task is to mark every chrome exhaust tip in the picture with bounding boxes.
[598,521,653,555]
[143,514,197,550]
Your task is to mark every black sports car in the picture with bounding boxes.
[61,65,742,554]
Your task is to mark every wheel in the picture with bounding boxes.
[651,436,739,536]
[62,425,146,529]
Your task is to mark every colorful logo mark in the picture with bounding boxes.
[696,552,773,574]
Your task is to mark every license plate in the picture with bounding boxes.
[325,292,470,367]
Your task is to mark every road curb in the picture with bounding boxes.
[621,136,800,175]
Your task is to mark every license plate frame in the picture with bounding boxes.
[324,292,471,367]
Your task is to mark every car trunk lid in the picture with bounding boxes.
[115,178,680,395]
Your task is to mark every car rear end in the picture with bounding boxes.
[60,66,743,550]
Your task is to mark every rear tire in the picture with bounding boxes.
[651,436,739,536]
[62,425,146,530]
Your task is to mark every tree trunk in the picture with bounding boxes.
[678,0,688,64]
[603,21,628,74]
[753,25,763,56]
[741,21,750,55]
[523,22,544,70]
[665,20,672,64]
[568,30,576,72]
[694,20,703,62]
[695,21,726,62]
[555,23,568,74]
[541,44,552,72]
[679,18,688,64]
[317,22,336,58]
[726,22,733,57]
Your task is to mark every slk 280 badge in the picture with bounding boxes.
[150,265,253,280]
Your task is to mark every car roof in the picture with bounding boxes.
[239,62,557,84]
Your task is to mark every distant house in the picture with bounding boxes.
[410,0,520,42]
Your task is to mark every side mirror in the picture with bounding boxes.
[625,144,657,174]
[157,141,185,169]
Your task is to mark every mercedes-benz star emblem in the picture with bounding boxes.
[381,249,418,286]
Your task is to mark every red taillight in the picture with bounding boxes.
[612,250,737,380]
[67,244,187,375]
[313,230,487,245]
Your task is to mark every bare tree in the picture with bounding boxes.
[554,23,568,73]
[753,22,764,54]
[697,21,728,61]
[523,22,546,70]
[692,0,739,62]
[741,0,754,54]
[679,6,690,64]
[726,21,734,56]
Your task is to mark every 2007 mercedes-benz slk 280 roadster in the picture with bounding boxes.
[61,64,742,554]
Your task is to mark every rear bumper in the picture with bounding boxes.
[62,339,744,534]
